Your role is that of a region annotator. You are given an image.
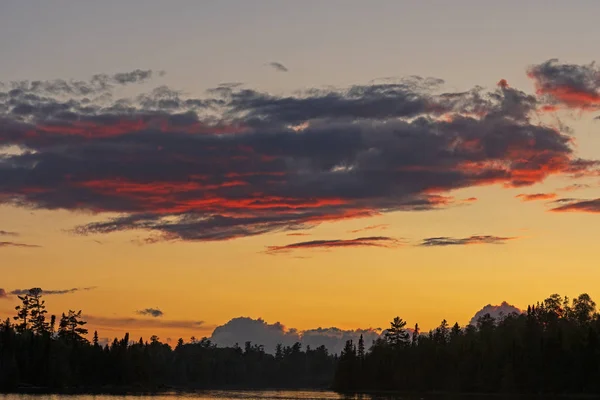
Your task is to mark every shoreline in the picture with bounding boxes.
[3,387,600,398]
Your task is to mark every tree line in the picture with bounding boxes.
[3,289,600,394]
[335,293,600,394]
[0,288,336,391]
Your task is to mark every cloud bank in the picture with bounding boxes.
[469,301,523,326]
[210,317,381,354]
[0,61,598,243]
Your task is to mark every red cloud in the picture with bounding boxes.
[528,59,600,111]
[1,65,598,242]
[516,193,557,202]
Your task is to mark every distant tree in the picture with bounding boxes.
[50,314,56,334]
[450,322,462,338]
[28,288,49,335]
[412,323,420,346]
[385,317,410,347]
[572,293,596,323]
[435,319,450,344]
[14,291,32,332]
[358,334,365,360]
[58,310,88,343]
[93,330,99,347]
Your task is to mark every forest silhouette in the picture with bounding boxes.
[2,289,600,394]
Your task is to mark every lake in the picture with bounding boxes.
[0,392,386,400]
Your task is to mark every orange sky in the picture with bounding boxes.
[2,2,600,346]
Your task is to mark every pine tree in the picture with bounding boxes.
[358,334,365,360]
[385,316,410,347]
[93,330,99,347]
[412,323,420,346]
[28,288,49,335]
[14,292,32,332]
[58,310,88,343]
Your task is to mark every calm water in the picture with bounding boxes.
[0,392,379,400]
[0,392,573,400]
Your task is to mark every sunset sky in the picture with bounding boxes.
[1,0,600,347]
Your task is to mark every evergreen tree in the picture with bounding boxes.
[58,310,88,343]
[28,288,49,335]
[385,317,410,347]
[13,291,32,332]
[358,334,365,360]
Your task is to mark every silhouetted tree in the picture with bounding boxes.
[385,316,410,347]
[58,310,88,343]
[28,288,49,335]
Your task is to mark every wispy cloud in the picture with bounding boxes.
[516,193,557,202]
[0,242,40,248]
[136,308,164,318]
[9,286,97,296]
[0,230,18,237]
[558,183,591,192]
[85,315,206,331]
[266,236,402,254]
[549,198,600,213]
[348,224,389,234]
[267,62,289,72]
[419,235,517,247]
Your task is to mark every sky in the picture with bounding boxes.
[1,0,600,350]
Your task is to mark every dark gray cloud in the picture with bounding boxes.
[9,286,96,295]
[0,288,7,299]
[210,317,381,354]
[419,235,517,247]
[267,62,289,72]
[0,241,40,248]
[266,236,401,254]
[527,59,600,109]
[136,308,164,318]
[0,66,596,243]
[549,198,600,213]
[0,230,18,236]
[3,69,156,97]
[469,301,523,326]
